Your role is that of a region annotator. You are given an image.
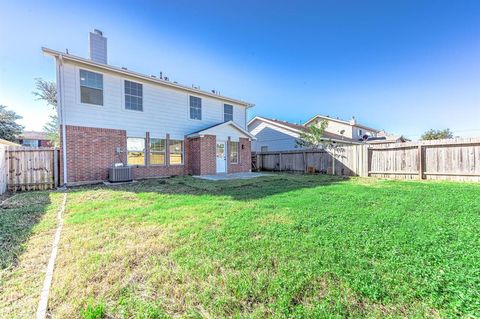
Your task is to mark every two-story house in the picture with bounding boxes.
[43,30,255,185]
[304,115,380,141]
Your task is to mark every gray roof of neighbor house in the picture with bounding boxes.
[18,131,51,140]
[249,116,358,143]
[304,114,380,132]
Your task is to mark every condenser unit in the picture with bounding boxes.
[108,166,132,183]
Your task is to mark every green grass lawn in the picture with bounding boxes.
[1,174,480,318]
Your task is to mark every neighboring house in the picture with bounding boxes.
[304,115,380,141]
[365,131,408,144]
[248,116,358,152]
[17,131,53,147]
[0,139,20,147]
[43,30,255,185]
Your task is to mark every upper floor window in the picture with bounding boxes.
[358,129,363,136]
[189,96,202,120]
[150,138,166,165]
[127,137,145,165]
[224,104,233,122]
[125,80,143,111]
[80,69,103,105]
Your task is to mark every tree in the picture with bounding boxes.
[33,78,59,146]
[296,119,330,149]
[0,105,24,141]
[421,128,454,141]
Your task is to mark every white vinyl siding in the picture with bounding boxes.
[249,120,303,152]
[61,63,248,139]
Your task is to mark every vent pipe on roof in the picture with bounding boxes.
[349,116,357,125]
[89,29,107,64]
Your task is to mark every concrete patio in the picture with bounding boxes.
[193,172,270,181]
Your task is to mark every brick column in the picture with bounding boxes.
[145,132,150,166]
[166,133,170,166]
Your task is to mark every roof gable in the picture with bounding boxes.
[187,121,256,140]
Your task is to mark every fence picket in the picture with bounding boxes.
[254,138,480,182]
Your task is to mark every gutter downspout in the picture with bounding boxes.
[56,55,68,186]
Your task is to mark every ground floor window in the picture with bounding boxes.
[150,138,166,165]
[127,137,145,165]
[169,140,183,165]
[261,146,268,152]
[230,141,239,163]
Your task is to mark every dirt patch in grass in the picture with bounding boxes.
[0,191,63,318]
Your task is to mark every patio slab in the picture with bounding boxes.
[193,172,270,181]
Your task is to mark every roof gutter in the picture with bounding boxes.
[42,47,255,108]
[56,54,68,186]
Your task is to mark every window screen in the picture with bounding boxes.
[127,137,145,165]
[150,138,166,165]
[189,96,202,120]
[125,80,143,111]
[80,69,103,105]
[224,104,233,122]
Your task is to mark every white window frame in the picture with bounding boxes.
[79,68,104,106]
[124,80,143,112]
[127,137,146,166]
[189,96,202,120]
[169,139,184,165]
[224,104,234,122]
[230,141,239,163]
[149,137,166,166]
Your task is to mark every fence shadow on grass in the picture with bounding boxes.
[69,173,350,201]
[0,192,52,269]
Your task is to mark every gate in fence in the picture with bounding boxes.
[6,147,60,191]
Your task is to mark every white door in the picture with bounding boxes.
[216,142,226,173]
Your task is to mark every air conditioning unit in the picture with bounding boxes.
[108,166,132,183]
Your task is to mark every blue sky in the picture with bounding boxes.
[0,0,479,139]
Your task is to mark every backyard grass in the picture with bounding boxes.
[1,174,480,318]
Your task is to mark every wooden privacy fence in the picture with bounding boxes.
[0,145,7,194]
[6,147,60,191]
[368,138,480,182]
[253,138,480,182]
[253,144,369,177]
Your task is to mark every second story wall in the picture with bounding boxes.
[61,62,248,140]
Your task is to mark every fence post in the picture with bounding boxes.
[367,147,372,177]
[279,152,282,171]
[418,145,424,180]
[332,148,336,175]
[303,151,307,173]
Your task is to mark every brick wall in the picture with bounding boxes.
[63,125,127,183]
[228,138,252,173]
[62,125,250,184]
[200,135,216,175]
[188,135,216,175]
